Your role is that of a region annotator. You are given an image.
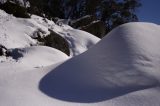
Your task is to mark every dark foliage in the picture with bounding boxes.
[28,0,65,18]
[100,0,141,32]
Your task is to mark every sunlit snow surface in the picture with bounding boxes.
[0,9,160,106]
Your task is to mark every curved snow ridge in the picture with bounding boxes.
[11,46,69,69]
[39,22,160,104]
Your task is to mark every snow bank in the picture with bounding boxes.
[11,46,69,68]
[39,22,160,105]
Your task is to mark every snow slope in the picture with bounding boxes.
[0,9,100,56]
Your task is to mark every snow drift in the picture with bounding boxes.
[39,22,160,104]
[10,46,69,68]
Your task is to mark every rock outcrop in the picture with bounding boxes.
[33,29,70,56]
[81,21,106,38]
[70,15,106,38]
[0,45,10,56]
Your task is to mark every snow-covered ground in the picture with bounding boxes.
[1,9,160,106]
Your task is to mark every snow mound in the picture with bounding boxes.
[11,46,69,68]
[39,22,160,104]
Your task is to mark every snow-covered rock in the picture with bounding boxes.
[0,9,100,56]
[0,0,30,7]
[81,20,106,38]
[0,45,8,56]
